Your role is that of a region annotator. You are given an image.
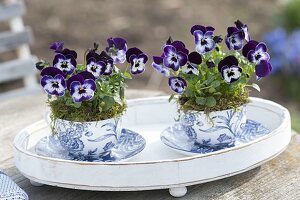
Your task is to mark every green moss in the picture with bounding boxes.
[49,98,126,122]
[178,88,249,113]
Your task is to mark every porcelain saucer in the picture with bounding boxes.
[160,119,270,156]
[36,129,146,162]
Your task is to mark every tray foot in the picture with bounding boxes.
[30,180,44,186]
[169,186,187,197]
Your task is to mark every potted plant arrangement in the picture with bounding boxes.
[152,20,272,148]
[36,38,148,160]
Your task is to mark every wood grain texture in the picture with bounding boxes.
[1,92,299,200]
[0,28,33,54]
[0,57,36,83]
[0,2,25,22]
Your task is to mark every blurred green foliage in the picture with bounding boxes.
[279,0,300,32]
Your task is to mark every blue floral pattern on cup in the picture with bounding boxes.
[161,119,270,154]
[180,106,247,148]
[54,117,122,157]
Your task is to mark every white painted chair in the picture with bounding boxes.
[0,0,39,100]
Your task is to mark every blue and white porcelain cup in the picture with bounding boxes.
[179,106,247,148]
[53,117,122,157]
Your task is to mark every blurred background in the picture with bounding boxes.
[0,0,300,131]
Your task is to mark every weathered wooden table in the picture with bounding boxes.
[1,91,300,200]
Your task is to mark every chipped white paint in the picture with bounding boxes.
[13,97,291,197]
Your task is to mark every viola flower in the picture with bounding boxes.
[242,40,270,64]
[106,37,127,64]
[218,56,242,84]
[99,51,114,75]
[168,76,187,94]
[152,56,170,77]
[225,27,244,50]
[86,51,105,79]
[126,47,148,74]
[182,51,202,75]
[235,20,250,42]
[53,47,78,75]
[190,25,216,54]
[255,60,272,78]
[50,41,64,52]
[163,45,188,71]
[40,67,66,96]
[67,71,96,103]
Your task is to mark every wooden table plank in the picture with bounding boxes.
[1,91,299,200]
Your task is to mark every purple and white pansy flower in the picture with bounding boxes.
[151,56,170,77]
[182,51,202,75]
[191,25,216,54]
[40,67,66,96]
[235,20,250,42]
[52,45,78,75]
[168,76,187,94]
[106,37,127,64]
[126,47,148,74]
[50,41,64,52]
[85,51,106,79]
[225,27,244,50]
[218,56,242,84]
[67,71,96,103]
[163,44,188,71]
[255,60,272,78]
[242,40,270,64]
[99,51,114,76]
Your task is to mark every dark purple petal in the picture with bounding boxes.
[188,51,202,65]
[190,25,206,35]
[70,81,81,96]
[99,51,112,61]
[107,38,114,48]
[40,67,66,78]
[77,71,95,81]
[53,53,65,66]
[168,76,187,94]
[86,51,101,62]
[84,79,96,91]
[255,60,272,77]
[172,41,189,55]
[60,48,77,59]
[66,54,77,68]
[206,26,215,32]
[112,37,127,50]
[129,54,138,65]
[138,53,148,64]
[227,27,239,36]
[256,42,268,52]
[163,45,176,57]
[206,60,215,68]
[204,31,214,38]
[242,40,259,57]
[234,20,244,30]
[126,47,143,63]
[153,56,163,64]
[166,36,173,45]
[218,56,238,72]
[177,51,188,66]
[87,57,97,65]
[67,74,84,90]
[50,42,64,52]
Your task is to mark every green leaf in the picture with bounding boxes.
[73,102,81,108]
[103,96,115,111]
[196,97,206,105]
[123,71,132,79]
[205,96,216,107]
[251,83,261,92]
[213,92,222,96]
[168,94,175,102]
[211,80,220,87]
[208,87,216,93]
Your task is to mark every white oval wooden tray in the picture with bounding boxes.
[13,97,291,197]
